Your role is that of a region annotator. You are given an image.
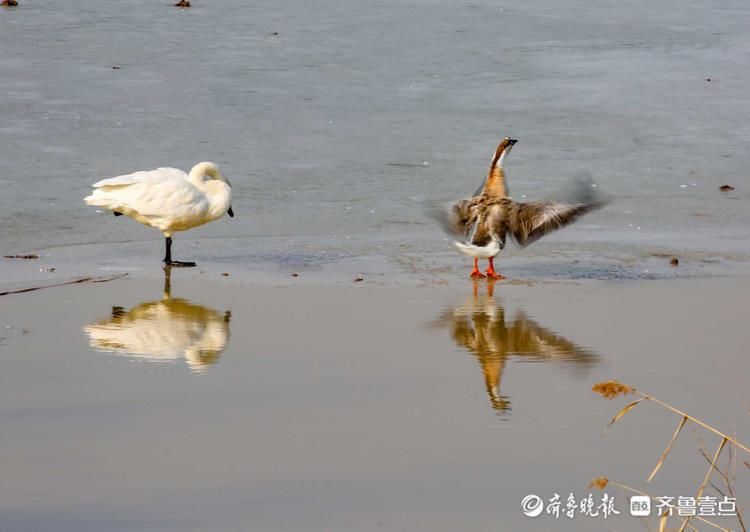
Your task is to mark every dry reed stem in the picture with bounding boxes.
[603,397,646,435]
[648,415,688,482]
[594,381,749,531]
[698,447,728,496]
[659,510,668,532]
[679,438,728,532]
[643,394,750,456]
[594,380,750,456]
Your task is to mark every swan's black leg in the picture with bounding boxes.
[163,236,196,268]
[162,265,172,295]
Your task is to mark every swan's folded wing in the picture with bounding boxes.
[507,200,602,247]
[86,169,205,218]
[91,167,187,189]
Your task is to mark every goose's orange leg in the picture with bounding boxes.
[485,257,505,280]
[470,258,486,278]
[486,279,496,298]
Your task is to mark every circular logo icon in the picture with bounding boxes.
[521,494,544,517]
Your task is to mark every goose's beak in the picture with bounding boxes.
[509,138,518,145]
[228,206,234,218]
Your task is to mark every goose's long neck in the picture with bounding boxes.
[482,148,509,198]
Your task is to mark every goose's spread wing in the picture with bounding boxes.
[503,200,598,247]
[508,312,596,363]
[431,177,606,247]
[483,175,607,247]
[427,196,484,238]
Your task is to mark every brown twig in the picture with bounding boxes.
[679,438,728,531]
[698,447,728,496]
[0,274,128,296]
[642,394,750,455]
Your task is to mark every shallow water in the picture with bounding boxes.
[1,0,749,281]
[2,3,750,530]
[2,274,750,531]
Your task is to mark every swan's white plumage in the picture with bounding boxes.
[84,297,231,373]
[91,167,187,188]
[84,162,232,237]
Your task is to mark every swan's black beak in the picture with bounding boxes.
[228,206,234,218]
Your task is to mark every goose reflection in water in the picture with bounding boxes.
[434,281,598,414]
[84,267,231,373]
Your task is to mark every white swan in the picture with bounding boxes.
[83,270,232,373]
[84,162,233,267]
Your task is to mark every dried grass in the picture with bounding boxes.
[592,380,748,532]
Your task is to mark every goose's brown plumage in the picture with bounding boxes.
[431,282,598,413]
[441,137,606,279]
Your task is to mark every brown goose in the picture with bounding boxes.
[431,282,598,413]
[438,137,606,279]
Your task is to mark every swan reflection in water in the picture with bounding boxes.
[434,281,598,414]
[84,267,231,373]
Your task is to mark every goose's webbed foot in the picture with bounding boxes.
[485,257,505,280]
[470,258,486,278]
